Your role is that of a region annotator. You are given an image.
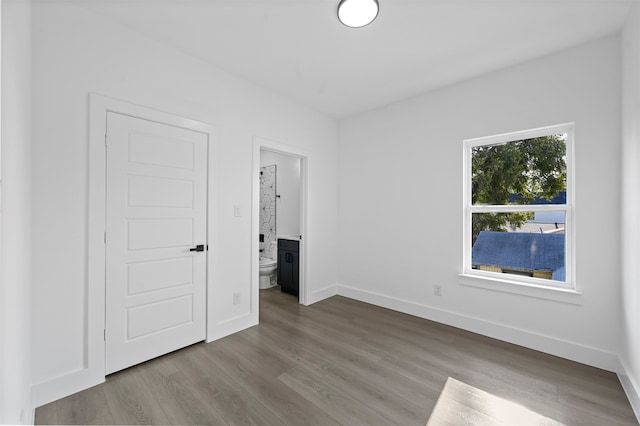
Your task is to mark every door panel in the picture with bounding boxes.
[127,218,194,251]
[127,257,193,295]
[105,112,207,375]
[128,131,195,169]
[126,295,194,340]
[128,175,194,208]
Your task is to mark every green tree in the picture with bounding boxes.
[471,135,566,244]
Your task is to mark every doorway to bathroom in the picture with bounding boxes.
[252,137,307,309]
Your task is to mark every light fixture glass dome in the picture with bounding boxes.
[337,0,379,28]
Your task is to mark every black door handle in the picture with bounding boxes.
[189,244,205,252]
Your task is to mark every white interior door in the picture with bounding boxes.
[105,112,208,375]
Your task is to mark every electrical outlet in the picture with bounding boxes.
[233,292,240,305]
[434,284,442,296]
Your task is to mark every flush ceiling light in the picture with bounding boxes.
[337,0,379,28]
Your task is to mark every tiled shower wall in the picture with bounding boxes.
[260,165,277,259]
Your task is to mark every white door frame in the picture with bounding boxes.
[88,94,217,380]
[252,137,308,307]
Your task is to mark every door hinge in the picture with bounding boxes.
[104,329,106,341]
[104,133,107,146]
[104,231,106,244]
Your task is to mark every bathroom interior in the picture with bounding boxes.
[259,149,302,300]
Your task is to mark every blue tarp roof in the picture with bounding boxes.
[508,191,566,205]
[472,231,565,277]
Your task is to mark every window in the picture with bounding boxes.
[462,124,574,292]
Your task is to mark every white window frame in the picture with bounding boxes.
[459,123,581,304]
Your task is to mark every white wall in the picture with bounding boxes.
[0,0,33,423]
[261,150,301,238]
[338,36,622,371]
[30,2,338,406]
[621,0,640,417]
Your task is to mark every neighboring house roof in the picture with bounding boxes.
[472,231,565,279]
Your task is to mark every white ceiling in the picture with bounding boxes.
[78,0,633,119]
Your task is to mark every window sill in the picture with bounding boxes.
[458,273,582,305]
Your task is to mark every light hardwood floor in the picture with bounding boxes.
[35,287,638,425]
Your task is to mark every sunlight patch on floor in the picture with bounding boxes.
[427,377,566,426]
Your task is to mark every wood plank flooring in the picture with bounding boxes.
[35,287,638,425]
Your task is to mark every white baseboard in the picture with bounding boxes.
[207,312,258,343]
[306,284,337,305]
[337,284,619,372]
[32,367,104,409]
[618,358,640,423]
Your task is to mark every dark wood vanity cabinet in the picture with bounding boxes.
[277,238,299,297]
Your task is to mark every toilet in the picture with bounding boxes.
[259,257,277,289]
[259,241,278,289]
